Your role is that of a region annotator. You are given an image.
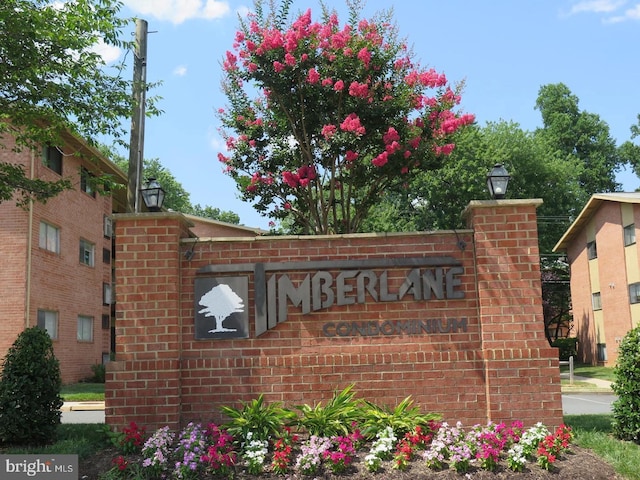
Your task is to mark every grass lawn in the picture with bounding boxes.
[61,382,105,402]
[560,364,616,382]
[565,414,640,480]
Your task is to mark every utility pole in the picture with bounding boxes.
[126,19,148,213]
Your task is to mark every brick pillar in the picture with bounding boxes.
[464,200,563,428]
[106,212,191,432]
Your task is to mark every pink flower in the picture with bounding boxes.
[322,124,337,140]
[372,151,388,167]
[340,113,365,136]
[307,68,320,84]
[357,47,371,66]
[285,53,296,66]
[345,150,358,162]
[322,77,333,87]
[282,171,299,188]
[348,81,369,98]
[273,61,285,73]
[334,80,345,91]
[383,127,400,144]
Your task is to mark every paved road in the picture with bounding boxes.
[562,393,616,415]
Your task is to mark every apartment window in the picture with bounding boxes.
[102,314,110,330]
[592,292,602,311]
[630,283,640,304]
[42,146,62,174]
[39,221,60,254]
[103,248,111,264]
[79,238,95,267]
[80,167,96,197]
[37,310,58,340]
[77,315,94,341]
[587,241,597,260]
[103,283,112,306]
[624,224,636,246]
[597,343,607,362]
[104,215,113,238]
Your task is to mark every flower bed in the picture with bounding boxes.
[105,419,573,478]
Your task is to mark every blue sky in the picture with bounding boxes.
[108,0,640,229]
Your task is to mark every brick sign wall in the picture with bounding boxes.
[106,200,563,432]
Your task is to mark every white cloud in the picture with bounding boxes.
[123,0,231,24]
[90,38,122,64]
[173,65,188,76]
[568,0,626,14]
[605,4,640,22]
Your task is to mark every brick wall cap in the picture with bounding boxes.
[463,199,543,219]
[192,229,474,243]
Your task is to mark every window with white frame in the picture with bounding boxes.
[630,283,640,304]
[624,224,636,246]
[592,292,602,311]
[77,315,93,341]
[104,215,113,238]
[79,238,95,266]
[37,310,58,340]
[103,283,112,306]
[42,146,62,174]
[39,221,60,254]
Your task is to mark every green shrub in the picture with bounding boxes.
[294,384,363,437]
[0,326,63,445]
[551,337,578,360]
[612,325,640,444]
[220,394,296,442]
[360,396,441,439]
[89,363,105,383]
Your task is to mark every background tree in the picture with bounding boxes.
[0,0,160,204]
[218,0,474,234]
[534,83,621,194]
[619,114,640,187]
[112,155,240,223]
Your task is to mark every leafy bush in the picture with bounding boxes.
[220,394,296,442]
[89,363,105,383]
[612,325,640,443]
[294,384,363,437]
[360,396,441,439]
[551,337,578,360]
[0,326,63,445]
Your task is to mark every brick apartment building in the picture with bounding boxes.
[0,131,126,384]
[554,192,640,366]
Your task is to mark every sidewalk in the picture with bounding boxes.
[561,374,613,392]
[61,401,105,412]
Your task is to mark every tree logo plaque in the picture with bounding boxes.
[194,277,249,339]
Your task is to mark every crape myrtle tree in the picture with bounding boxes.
[217,0,474,234]
[0,0,160,205]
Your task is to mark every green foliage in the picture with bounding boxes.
[359,396,440,439]
[111,154,240,223]
[220,394,296,442]
[0,0,160,205]
[551,337,578,360]
[0,162,73,207]
[294,384,363,437]
[612,325,640,443]
[0,326,63,446]
[89,363,106,383]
